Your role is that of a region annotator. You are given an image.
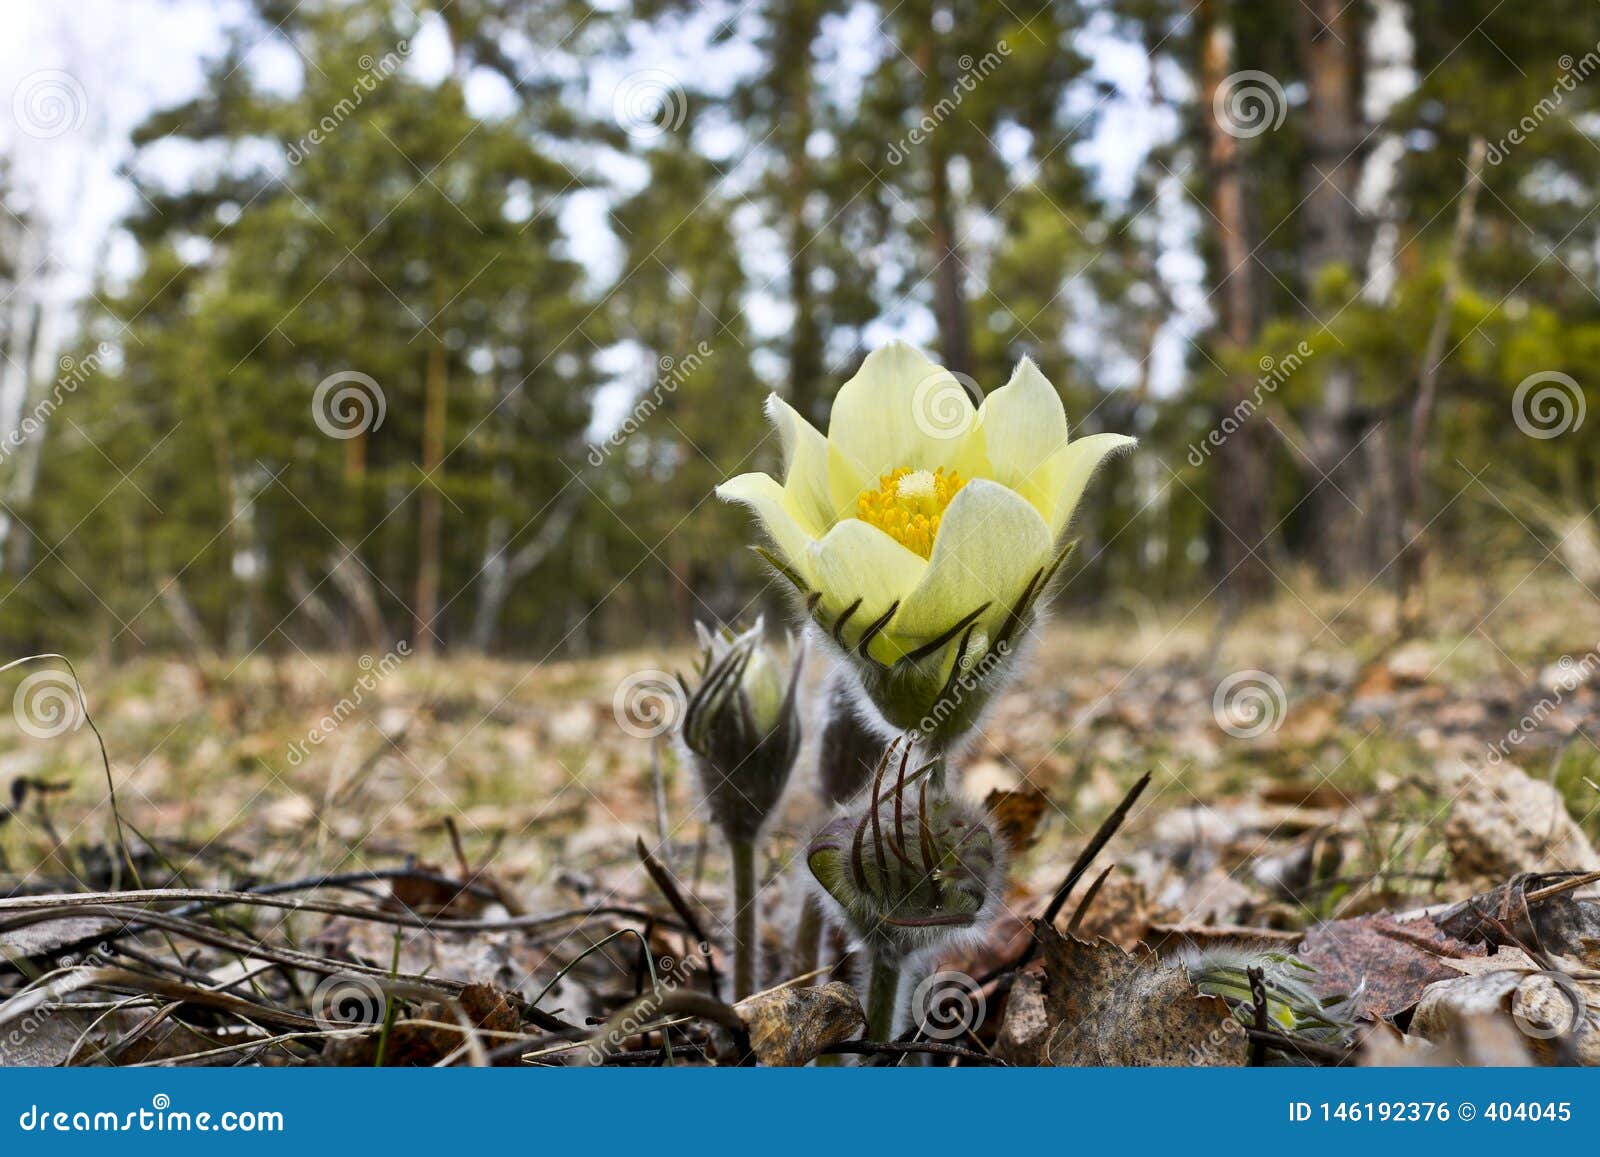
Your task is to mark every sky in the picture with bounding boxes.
[0,1,236,305]
[0,0,1195,410]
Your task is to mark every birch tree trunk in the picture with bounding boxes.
[1199,1,1271,602]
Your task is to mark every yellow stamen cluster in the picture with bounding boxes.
[855,466,966,559]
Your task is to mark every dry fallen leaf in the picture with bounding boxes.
[1297,912,1485,1019]
[1034,924,1248,1066]
[1437,872,1600,967]
[387,861,489,919]
[983,785,1050,854]
[1439,760,1600,879]
[993,968,1050,1066]
[1411,967,1600,1065]
[1361,1013,1534,1066]
[734,981,865,1066]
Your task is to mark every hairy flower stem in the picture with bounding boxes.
[730,839,758,999]
[865,952,902,1042]
[794,893,824,979]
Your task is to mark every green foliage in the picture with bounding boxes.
[5,0,1599,656]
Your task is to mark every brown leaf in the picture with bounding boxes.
[734,981,865,1066]
[1035,924,1248,1066]
[993,968,1050,1066]
[984,785,1050,853]
[1070,872,1155,948]
[1438,760,1600,880]
[1411,970,1600,1065]
[1360,1012,1534,1066]
[1277,695,1341,748]
[1351,661,1398,699]
[386,861,488,919]
[1258,780,1353,811]
[1298,912,1485,1019]
[1437,872,1600,967]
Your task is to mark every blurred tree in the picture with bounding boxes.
[1109,0,1600,606]
[10,0,1600,658]
[16,0,601,655]
[599,111,773,640]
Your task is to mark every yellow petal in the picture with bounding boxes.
[715,472,817,587]
[825,443,869,524]
[1042,432,1137,538]
[807,519,927,659]
[891,479,1051,642]
[825,341,979,512]
[973,356,1068,521]
[764,393,835,532]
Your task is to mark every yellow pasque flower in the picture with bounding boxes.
[716,342,1134,745]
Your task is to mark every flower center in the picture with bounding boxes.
[855,467,966,559]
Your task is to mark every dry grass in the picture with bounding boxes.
[0,567,1596,1065]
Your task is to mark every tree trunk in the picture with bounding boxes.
[330,549,389,648]
[1296,0,1371,586]
[1399,139,1486,632]
[414,342,447,654]
[4,275,71,574]
[928,148,970,378]
[917,25,971,379]
[0,226,42,565]
[1199,2,1271,602]
[782,2,824,424]
[1356,0,1417,305]
[469,483,580,651]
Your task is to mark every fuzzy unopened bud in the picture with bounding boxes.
[817,669,889,805]
[1179,946,1356,1042]
[807,738,1004,960]
[681,620,803,843]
